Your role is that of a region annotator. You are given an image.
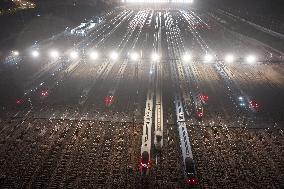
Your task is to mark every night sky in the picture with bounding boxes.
[0,0,283,53]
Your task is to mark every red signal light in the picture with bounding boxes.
[204,95,209,101]
[16,99,23,105]
[199,93,209,102]
[249,100,260,110]
[104,95,114,106]
[185,178,198,185]
[139,159,151,170]
[41,90,49,97]
[198,112,203,117]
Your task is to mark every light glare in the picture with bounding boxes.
[183,53,192,63]
[225,54,235,63]
[89,51,99,60]
[130,52,139,61]
[152,53,160,62]
[70,51,79,59]
[246,55,256,64]
[50,50,59,59]
[110,51,119,61]
[12,51,19,56]
[31,50,39,58]
[204,54,214,63]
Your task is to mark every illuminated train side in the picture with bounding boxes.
[140,64,155,175]
[154,63,163,151]
[140,90,154,176]
[175,95,198,187]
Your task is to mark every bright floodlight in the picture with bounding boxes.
[246,55,256,64]
[50,50,59,59]
[12,50,19,56]
[204,54,214,63]
[225,54,235,63]
[110,51,119,61]
[152,53,160,62]
[182,53,192,63]
[130,52,139,61]
[70,51,79,59]
[31,50,40,58]
[89,51,99,60]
